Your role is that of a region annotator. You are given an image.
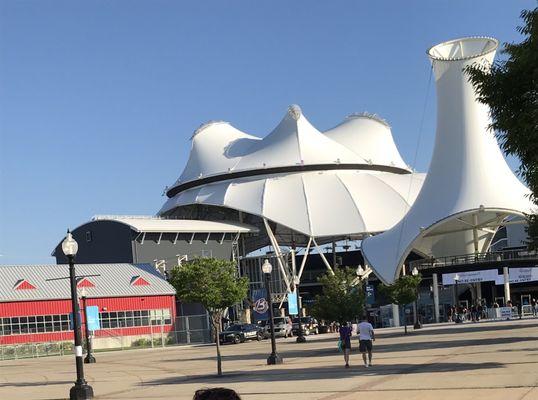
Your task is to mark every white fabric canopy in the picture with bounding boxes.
[362,37,534,284]
[324,113,409,170]
[161,170,425,238]
[162,105,420,239]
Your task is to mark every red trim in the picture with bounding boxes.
[14,280,37,290]
[77,278,95,288]
[131,276,150,286]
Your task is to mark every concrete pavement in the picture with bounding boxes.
[2,318,538,399]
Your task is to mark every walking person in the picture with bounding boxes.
[357,315,375,368]
[339,321,352,368]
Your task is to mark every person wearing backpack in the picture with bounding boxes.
[339,321,352,368]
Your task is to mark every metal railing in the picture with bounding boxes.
[411,249,538,271]
[0,315,212,361]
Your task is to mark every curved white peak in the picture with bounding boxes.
[233,105,365,171]
[177,121,261,184]
[324,113,409,170]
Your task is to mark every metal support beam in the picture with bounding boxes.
[157,232,163,245]
[189,232,195,244]
[173,233,179,245]
[140,232,146,245]
[297,237,312,280]
[263,218,291,292]
[312,238,334,275]
[472,213,479,255]
[219,233,226,245]
[205,233,211,245]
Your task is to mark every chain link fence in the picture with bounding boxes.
[0,314,211,361]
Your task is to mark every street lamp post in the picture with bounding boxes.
[262,259,283,365]
[411,267,422,329]
[294,277,306,343]
[80,288,96,364]
[356,265,367,315]
[62,230,94,400]
[454,273,460,309]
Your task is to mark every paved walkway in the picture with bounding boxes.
[2,319,538,400]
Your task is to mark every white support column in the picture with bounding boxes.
[312,238,334,275]
[432,273,440,323]
[476,282,482,301]
[297,237,312,280]
[503,267,511,303]
[472,213,479,255]
[392,304,400,327]
[263,218,291,292]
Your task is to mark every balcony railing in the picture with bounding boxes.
[410,249,538,271]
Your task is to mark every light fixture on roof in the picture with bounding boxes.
[62,230,78,257]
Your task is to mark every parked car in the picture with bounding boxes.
[292,316,319,335]
[261,317,293,338]
[219,324,263,344]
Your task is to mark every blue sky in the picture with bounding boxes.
[0,1,534,264]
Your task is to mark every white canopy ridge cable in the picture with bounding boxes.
[392,65,434,274]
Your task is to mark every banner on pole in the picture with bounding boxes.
[365,285,375,305]
[288,290,299,315]
[86,306,101,331]
[252,288,269,321]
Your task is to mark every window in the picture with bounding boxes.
[86,231,92,242]
[0,313,71,336]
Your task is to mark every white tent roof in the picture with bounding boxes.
[362,37,535,284]
[178,121,260,184]
[324,113,409,170]
[162,105,422,238]
[90,215,258,233]
[161,170,425,238]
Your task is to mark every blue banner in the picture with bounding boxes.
[252,288,269,321]
[86,306,101,331]
[69,312,81,330]
[366,284,375,305]
[288,290,299,315]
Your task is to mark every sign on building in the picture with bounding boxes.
[442,269,498,285]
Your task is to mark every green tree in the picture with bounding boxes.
[466,7,538,248]
[311,267,365,324]
[379,274,421,335]
[169,258,249,376]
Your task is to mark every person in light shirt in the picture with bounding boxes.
[357,315,375,367]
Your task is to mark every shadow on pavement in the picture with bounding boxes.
[163,335,537,363]
[143,361,503,386]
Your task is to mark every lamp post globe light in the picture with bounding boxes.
[293,276,306,343]
[62,230,94,400]
[80,288,96,364]
[411,267,422,329]
[262,259,283,365]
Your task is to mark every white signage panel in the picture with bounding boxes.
[442,269,498,286]
[494,267,538,285]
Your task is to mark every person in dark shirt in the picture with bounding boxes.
[339,321,352,368]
